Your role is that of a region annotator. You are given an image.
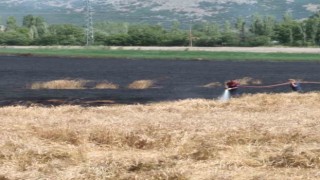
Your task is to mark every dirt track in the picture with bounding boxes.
[110,46,320,53]
[0,55,320,106]
[4,46,320,53]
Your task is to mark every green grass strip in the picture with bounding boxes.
[0,48,319,61]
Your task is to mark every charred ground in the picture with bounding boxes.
[0,56,319,106]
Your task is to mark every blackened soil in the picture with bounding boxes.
[0,56,319,106]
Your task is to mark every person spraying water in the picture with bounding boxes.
[288,79,302,92]
[225,80,240,96]
[218,78,315,101]
[219,80,240,101]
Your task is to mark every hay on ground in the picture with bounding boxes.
[1,93,320,179]
[30,79,89,89]
[128,80,155,89]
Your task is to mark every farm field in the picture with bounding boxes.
[1,55,320,106]
[1,93,320,179]
[0,54,320,179]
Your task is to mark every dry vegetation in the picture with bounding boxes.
[236,77,262,85]
[30,79,120,90]
[128,80,156,89]
[94,81,119,89]
[202,82,222,88]
[30,79,89,89]
[27,77,275,91]
[1,93,320,179]
[203,77,262,89]
[29,79,158,90]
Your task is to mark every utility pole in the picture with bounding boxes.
[189,23,193,47]
[85,0,94,46]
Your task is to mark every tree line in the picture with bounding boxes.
[0,12,320,47]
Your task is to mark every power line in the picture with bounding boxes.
[85,0,94,46]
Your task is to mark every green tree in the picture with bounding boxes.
[0,31,30,45]
[48,24,85,45]
[6,16,18,31]
[104,34,130,46]
[190,22,221,46]
[163,21,188,46]
[94,21,129,36]
[221,21,239,46]
[236,17,246,45]
[274,13,304,46]
[298,21,307,45]
[22,15,49,40]
[305,13,320,45]
[0,16,31,45]
[250,14,275,37]
[93,21,129,45]
[250,14,263,36]
[127,24,166,46]
[263,16,276,38]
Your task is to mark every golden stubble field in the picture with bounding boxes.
[0,93,320,180]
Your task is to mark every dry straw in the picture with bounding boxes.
[128,80,155,89]
[202,77,261,88]
[29,79,119,90]
[30,79,89,89]
[94,81,119,89]
[1,93,320,179]
[202,82,222,88]
[236,77,262,85]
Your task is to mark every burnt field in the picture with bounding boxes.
[0,55,319,106]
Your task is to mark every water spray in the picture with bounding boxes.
[219,89,230,101]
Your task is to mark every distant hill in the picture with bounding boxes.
[0,0,319,26]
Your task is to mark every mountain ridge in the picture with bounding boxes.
[0,0,319,25]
